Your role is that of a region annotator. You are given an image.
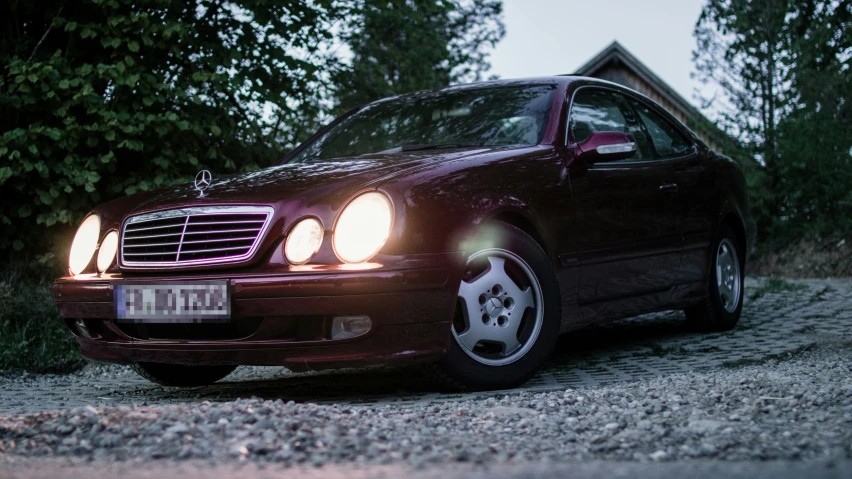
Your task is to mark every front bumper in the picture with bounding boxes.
[53,252,465,371]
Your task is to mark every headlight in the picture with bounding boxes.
[333,192,393,263]
[284,218,324,265]
[69,215,101,275]
[97,230,119,273]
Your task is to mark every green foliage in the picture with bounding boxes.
[694,0,852,244]
[774,0,852,240]
[0,265,81,372]
[1,0,334,265]
[332,0,504,112]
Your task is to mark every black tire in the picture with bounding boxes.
[423,222,561,391]
[685,223,745,331]
[132,362,236,387]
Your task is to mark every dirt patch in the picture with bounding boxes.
[749,235,852,278]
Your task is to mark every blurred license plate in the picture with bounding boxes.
[115,281,230,323]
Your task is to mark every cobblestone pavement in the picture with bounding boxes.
[1,277,850,415]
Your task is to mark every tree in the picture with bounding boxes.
[693,0,852,242]
[693,0,794,235]
[331,0,505,113]
[0,0,334,266]
[774,0,852,237]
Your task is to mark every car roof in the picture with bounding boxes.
[369,76,634,105]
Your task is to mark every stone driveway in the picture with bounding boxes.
[1,277,850,415]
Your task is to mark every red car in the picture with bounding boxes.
[53,77,756,390]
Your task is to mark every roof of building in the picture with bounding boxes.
[572,40,706,122]
[571,40,737,152]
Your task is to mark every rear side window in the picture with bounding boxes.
[630,100,692,158]
[569,88,653,161]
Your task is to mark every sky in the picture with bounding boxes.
[487,0,707,109]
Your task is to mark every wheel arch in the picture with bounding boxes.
[720,211,747,262]
[482,208,556,264]
[490,210,546,250]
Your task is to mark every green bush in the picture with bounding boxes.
[0,265,81,372]
[1,0,332,263]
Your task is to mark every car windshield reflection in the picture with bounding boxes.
[287,84,557,163]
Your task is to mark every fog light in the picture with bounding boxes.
[74,319,92,339]
[331,315,371,340]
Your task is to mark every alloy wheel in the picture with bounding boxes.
[452,248,544,366]
[716,238,741,313]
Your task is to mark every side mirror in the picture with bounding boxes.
[576,131,637,164]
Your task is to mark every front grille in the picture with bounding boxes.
[120,206,274,268]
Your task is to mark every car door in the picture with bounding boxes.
[626,97,715,287]
[561,87,683,305]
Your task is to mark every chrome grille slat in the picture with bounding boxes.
[122,231,186,240]
[185,220,266,226]
[123,250,180,256]
[182,228,264,235]
[120,206,274,269]
[123,241,182,248]
[124,223,186,233]
[178,245,250,253]
[183,236,254,245]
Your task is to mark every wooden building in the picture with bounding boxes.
[572,41,727,151]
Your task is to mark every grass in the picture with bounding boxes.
[0,266,82,373]
[748,277,808,302]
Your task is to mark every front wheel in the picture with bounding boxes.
[424,222,561,391]
[685,223,744,331]
[132,362,237,387]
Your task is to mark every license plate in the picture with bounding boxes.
[115,281,230,323]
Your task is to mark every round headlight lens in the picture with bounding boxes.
[69,215,101,275]
[333,192,393,264]
[284,218,324,265]
[97,230,119,273]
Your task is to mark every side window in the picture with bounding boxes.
[630,100,692,158]
[569,89,652,161]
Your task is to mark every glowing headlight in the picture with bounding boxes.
[69,215,101,275]
[333,192,393,264]
[284,218,324,265]
[97,230,118,273]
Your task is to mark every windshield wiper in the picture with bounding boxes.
[400,143,484,152]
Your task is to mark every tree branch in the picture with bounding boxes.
[27,5,63,62]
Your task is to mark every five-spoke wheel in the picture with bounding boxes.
[454,249,543,366]
[424,222,560,391]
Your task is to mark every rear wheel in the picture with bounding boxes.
[424,222,560,391]
[132,362,236,387]
[685,223,744,331]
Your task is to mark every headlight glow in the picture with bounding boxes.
[97,230,119,273]
[69,215,101,275]
[284,218,324,265]
[333,192,393,264]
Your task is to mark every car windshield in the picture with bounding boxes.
[287,84,557,163]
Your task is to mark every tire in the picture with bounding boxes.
[424,222,561,391]
[685,223,745,331]
[132,362,237,387]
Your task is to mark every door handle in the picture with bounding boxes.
[659,183,679,194]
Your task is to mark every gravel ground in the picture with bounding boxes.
[1,341,850,468]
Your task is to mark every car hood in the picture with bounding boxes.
[103,147,506,220]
